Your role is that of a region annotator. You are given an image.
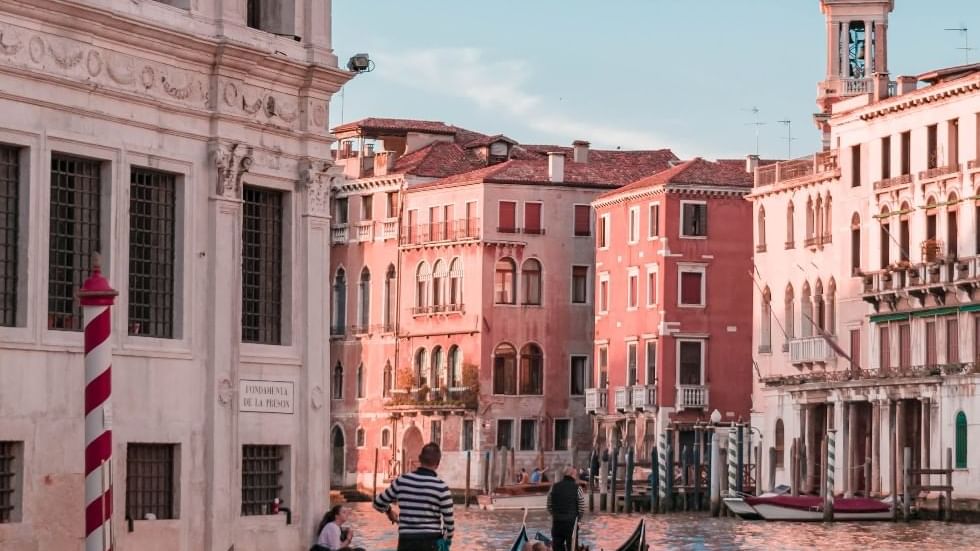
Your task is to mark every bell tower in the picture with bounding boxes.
[815,0,894,145]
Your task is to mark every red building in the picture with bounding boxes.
[589,158,754,459]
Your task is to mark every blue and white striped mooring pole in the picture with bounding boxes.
[824,430,836,521]
[658,432,668,508]
[727,425,738,497]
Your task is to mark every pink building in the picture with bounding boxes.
[328,118,677,488]
[590,158,755,459]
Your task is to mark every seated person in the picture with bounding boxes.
[529,467,543,484]
[517,468,530,484]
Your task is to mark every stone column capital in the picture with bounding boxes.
[211,141,253,200]
[299,158,342,218]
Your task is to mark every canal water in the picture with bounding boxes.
[342,502,980,550]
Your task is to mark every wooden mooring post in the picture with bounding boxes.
[588,450,596,512]
[624,445,635,514]
[373,448,380,500]
[903,447,911,522]
[599,449,609,512]
[710,430,721,516]
[651,446,660,513]
[610,446,620,513]
[905,446,955,522]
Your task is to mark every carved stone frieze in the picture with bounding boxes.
[0,30,22,55]
[299,158,341,216]
[212,142,254,199]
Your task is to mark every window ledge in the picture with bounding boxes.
[680,235,708,240]
[678,303,706,309]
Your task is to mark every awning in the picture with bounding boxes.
[960,303,980,313]
[911,306,960,318]
[870,312,909,323]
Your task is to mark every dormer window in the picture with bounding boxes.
[488,141,511,165]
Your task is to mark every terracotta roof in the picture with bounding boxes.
[598,158,753,199]
[392,141,484,179]
[409,148,679,191]
[917,62,980,84]
[332,117,457,136]
[462,134,517,148]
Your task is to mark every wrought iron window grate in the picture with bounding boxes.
[241,186,283,344]
[48,154,101,331]
[125,443,175,520]
[0,146,18,327]
[128,168,176,338]
[0,441,18,523]
[241,445,283,516]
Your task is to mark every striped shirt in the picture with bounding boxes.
[373,467,455,540]
[546,477,586,520]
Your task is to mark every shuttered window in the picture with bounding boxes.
[524,202,542,234]
[955,412,967,469]
[679,271,703,306]
[498,201,516,233]
[946,318,959,364]
[681,203,708,237]
[574,205,591,236]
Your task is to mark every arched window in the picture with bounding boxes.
[801,282,813,337]
[815,196,823,244]
[814,279,825,332]
[358,267,371,329]
[851,213,861,274]
[899,201,911,262]
[382,361,392,397]
[492,343,518,395]
[521,258,542,306]
[494,258,517,304]
[761,287,772,351]
[431,346,444,390]
[827,278,837,336]
[519,343,544,395]
[824,194,833,240]
[757,206,766,251]
[947,192,960,257]
[432,259,447,308]
[381,428,391,448]
[415,262,431,309]
[356,364,365,398]
[332,268,347,334]
[448,345,462,388]
[384,264,396,330]
[448,258,463,308]
[784,284,795,340]
[415,348,428,388]
[805,197,815,239]
[956,411,968,468]
[786,201,795,247]
[355,427,365,448]
[775,419,785,468]
[332,362,343,399]
[879,205,892,267]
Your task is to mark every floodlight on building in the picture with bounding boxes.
[347,53,375,74]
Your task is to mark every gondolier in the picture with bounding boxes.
[547,466,585,551]
[373,443,455,551]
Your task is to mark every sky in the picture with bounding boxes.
[331,1,980,160]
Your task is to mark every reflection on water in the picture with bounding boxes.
[344,502,980,551]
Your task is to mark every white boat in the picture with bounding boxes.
[744,495,892,521]
[723,497,762,520]
[477,488,548,510]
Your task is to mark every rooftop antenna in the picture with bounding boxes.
[944,26,975,64]
[742,106,766,156]
[777,120,796,159]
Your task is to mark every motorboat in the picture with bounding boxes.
[743,495,892,521]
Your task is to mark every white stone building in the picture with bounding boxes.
[0,1,350,549]
[752,0,980,502]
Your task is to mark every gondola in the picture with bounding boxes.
[509,519,646,551]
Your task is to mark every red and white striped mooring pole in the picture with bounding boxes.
[78,255,117,551]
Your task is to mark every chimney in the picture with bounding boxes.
[548,152,566,183]
[572,140,590,163]
[872,72,891,101]
[746,154,759,174]
[896,75,917,96]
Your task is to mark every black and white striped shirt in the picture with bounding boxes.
[373,467,455,540]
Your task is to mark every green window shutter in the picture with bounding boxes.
[955,411,968,469]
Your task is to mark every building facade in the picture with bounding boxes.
[590,158,755,462]
[753,0,980,500]
[326,120,678,488]
[0,1,350,550]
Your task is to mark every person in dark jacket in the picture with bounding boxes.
[547,466,585,551]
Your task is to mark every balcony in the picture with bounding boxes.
[873,173,912,191]
[631,384,656,411]
[789,336,836,365]
[614,387,631,411]
[330,225,348,244]
[754,150,839,190]
[384,386,478,414]
[585,388,608,415]
[918,164,960,182]
[381,218,398,240]
[400,218,481,246]
[354,221,374,242]
[861,254,979,311]
[676,385,708,410]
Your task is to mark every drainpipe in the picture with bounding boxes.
[392,178,407,464]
